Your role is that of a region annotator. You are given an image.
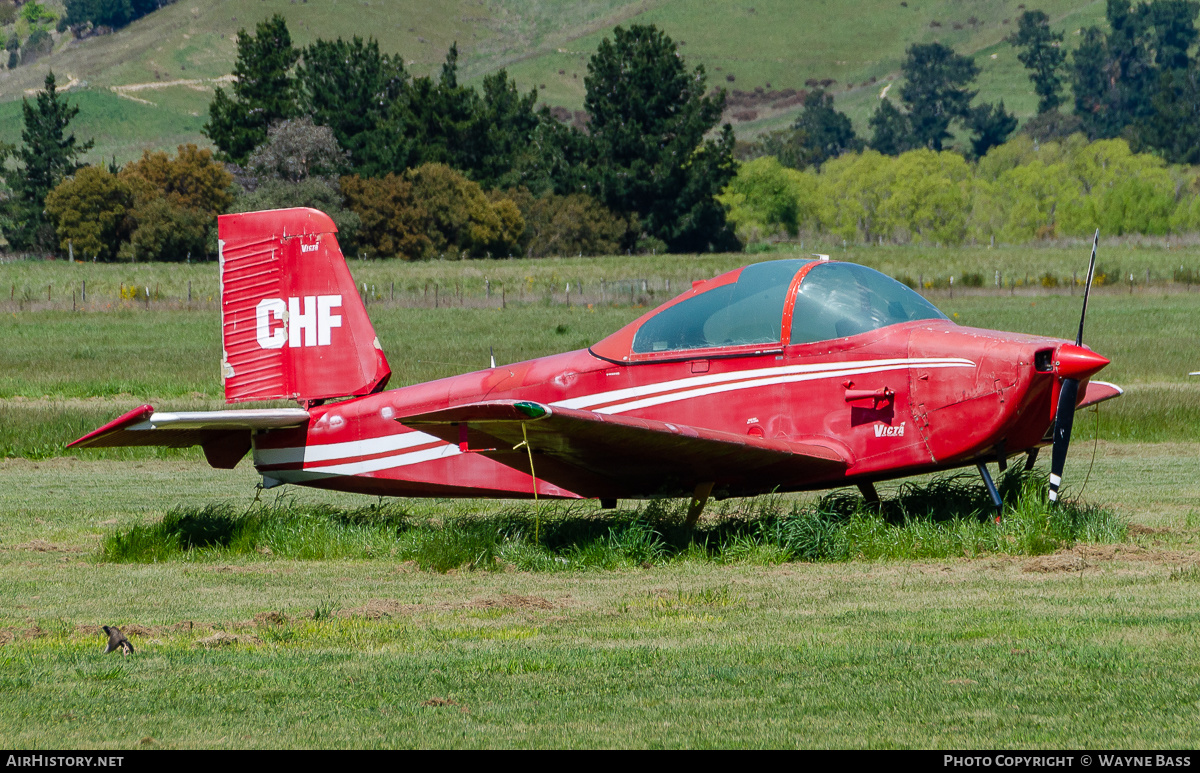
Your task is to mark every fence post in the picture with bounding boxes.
[502,287,506,309]
[82,280,86,303]
[485,279,490,300]
[188,280,192,303]
[435,284,439,308]
[566,282,570,308]
[390,281,394,301]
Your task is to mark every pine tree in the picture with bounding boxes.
[966,101,1018,158]
[298,36,410,177]
[204,14,299,164]
[868,99,914,156]
[898,43,979,151]
[11,71,93,250]
[1008,11,1067,114]
[584,24,737,252]
[791,89,862,167]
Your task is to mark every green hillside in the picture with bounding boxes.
[0,0,1110,163]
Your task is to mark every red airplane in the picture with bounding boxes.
[70,208,1122,520]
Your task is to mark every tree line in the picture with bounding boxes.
[0,17,738,260]
[722,134,1199,246]
[743,1,1200,171]
[211,16,737,257]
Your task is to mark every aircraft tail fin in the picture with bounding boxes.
[217,208,390,404]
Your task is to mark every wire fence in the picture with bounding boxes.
[3,267,1200,313]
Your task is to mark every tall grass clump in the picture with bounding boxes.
[101,502,412,563]
[100,470,1125,568]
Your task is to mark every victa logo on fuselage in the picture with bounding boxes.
[874,422,905,438]
[256,295,342,349]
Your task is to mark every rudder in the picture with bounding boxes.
[218,207,390,404]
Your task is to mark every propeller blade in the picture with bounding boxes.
[1049,377,1079,503]
[1050,229,1099,505]
[1076,229,1099,347]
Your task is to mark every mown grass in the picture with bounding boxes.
[2,446,1195,748]
[99,470,1125,568]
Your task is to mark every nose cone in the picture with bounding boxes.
[1056,343,1110,380]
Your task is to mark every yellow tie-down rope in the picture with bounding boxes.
[514,422,539,544]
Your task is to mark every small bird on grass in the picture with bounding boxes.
[102,626,134,657]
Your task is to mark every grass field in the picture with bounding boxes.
[0,0,1115,162]
[3,244,1200,747]
[1,442,1198,748]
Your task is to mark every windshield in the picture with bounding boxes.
[789,262,948,344]
[632,260,810,354]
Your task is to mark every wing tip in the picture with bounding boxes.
[68,404,155,448]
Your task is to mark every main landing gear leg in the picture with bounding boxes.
[978,463,1003,522]
[857,482,881,508]
[685,482,715,528]
[1024,448,1039,471]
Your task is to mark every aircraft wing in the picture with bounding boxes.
[68,405,310,468]
[1077,381,1123,410]
[400,400,850,498]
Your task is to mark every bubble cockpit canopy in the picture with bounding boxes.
[591,259,949,363]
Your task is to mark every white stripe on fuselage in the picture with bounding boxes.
[582,359,974,414]
[551,357,974,410]
[254,357,975,475]
[254,429,443,466]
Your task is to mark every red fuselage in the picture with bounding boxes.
[252,318,1085,500]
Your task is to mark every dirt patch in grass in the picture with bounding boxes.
[468,593,556,611]
[16,540,85,553]
[341,594,562,619]
[196,631,260,648]
[1020,543,1200,572]
[1128,524,1171,536]
[340,599,423,619]
[204,564,293,575]
[1024,554,1089,573]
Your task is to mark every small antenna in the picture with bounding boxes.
[813,253,830,262]
[490,346,496,369]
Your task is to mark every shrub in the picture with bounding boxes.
[508,190,629,258]
[44,165,134,260]
[339,173,431,259]
[232,177,360,247]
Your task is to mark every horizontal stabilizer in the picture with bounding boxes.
[1077,380,1123,410]
[69,406,309,469]
[400,400,849,499]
